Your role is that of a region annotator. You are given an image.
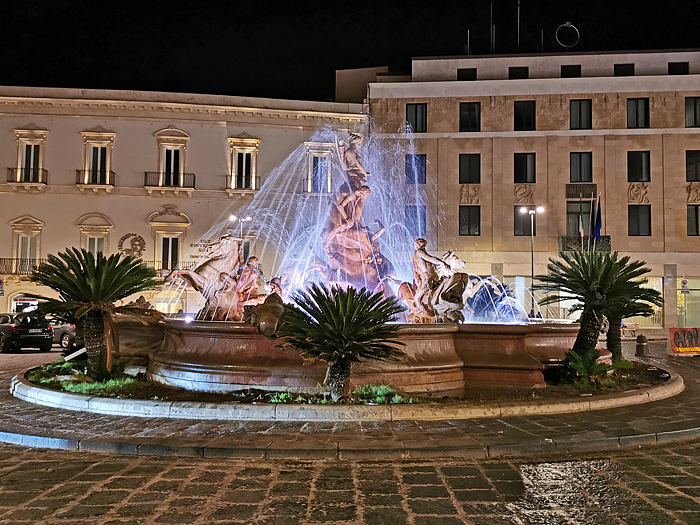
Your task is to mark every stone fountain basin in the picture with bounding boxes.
[137,319,600,395]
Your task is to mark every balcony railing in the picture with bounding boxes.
[76,169,115,186]
[144,260,197,271]
[559,235,612,253]
[144,172,196,189]
[0,258,45,275]
[7,168,48,184]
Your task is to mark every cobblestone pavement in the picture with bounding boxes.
[2,343,700,460]
[4,441,700,524]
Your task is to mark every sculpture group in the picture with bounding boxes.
[169,133,515,326]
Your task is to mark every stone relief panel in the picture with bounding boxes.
[628,183,649,204]
[459,185,480,205]
[118,233,147,257]
[687,182,700,203]
[514,184,535,205]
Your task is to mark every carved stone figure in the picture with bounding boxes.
[687,182,700,203]
[628,183,650,204]
[460,185,480,205]
[514,184,535,205]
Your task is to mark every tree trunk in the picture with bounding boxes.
[573,309,601,354]
[328,360,352,402]
[607,316,623,362]
[82,313,108,379]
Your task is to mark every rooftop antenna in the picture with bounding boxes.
[555,21,580,52]
[517,0,521,51]
[464,29,471,55]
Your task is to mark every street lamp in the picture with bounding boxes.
[228,214,253,239]
[519,206,545,317]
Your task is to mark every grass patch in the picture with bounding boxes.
[62,377,136,395]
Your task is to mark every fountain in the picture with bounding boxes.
[121,126,587,394]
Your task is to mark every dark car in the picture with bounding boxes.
[50,321,82,350]
[0,313,53,353]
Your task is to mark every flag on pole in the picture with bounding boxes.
[578,196,585,239]
[593,193,602,240]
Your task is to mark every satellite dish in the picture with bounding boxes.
[555,21,580,51]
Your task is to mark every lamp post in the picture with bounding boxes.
[519,206,545,316]
[228,214,252,239]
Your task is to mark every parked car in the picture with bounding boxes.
[50,321,83,350]
[0,313,53,353]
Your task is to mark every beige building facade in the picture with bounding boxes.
[0,87,364,314]
[367,50,700,329]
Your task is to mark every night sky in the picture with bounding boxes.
[2,0,700,102]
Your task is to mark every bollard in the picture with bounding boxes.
[635,334,648,356]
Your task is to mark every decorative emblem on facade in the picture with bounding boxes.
[118,234,146,257]
[514,184,535,205]
[687,182,700,203]
[628,183,649,204]
[459,185,480,205]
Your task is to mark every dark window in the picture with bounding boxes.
[514,153,536,183]
[570,99,592,130]
[614,63,635,76]
[161,237,179,270]
[686,97,700,127]
[570,152,593,183]
[627,98,649,128]
[405,154,426,184]
[236,152,252,189]
[311,156,328,193]
[459,206,480,236]
[459,102,480,132]
[405,205,427,238]
[406,103,427,133]
[514,100,536,131]
[669,62,689,75]
[628,205,651,236]
[514,207,536,236]
[164,148,180,186]
[627,151,651,182]
[687,151,700,182]
[689,205,700,236]
[509,66,529,79]
[22,144,40,182]
[458,68,477,81]
[566,201,593,237]
[90,146,107,184]
[561,64,582,78]
[459,154,480,184]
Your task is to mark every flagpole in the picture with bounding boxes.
[587,191,595,252]
[579,194,584,250]
[592,194,598,252]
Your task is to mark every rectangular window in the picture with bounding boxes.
[566,201,592,236]
[514,207,535,236]
[459,154,480,184]
[406,103,427,133]
[689,205,700,236]
[161,237,179,270]
[405,205,427,238]
[570,99,592,130]
[686,97,700,127]
[628,151,651,182]
[570,152,593,183]
[459,102,481,132]
[509,66,529,80]
[86,237,105,256]
[89,146,107,184]
[514,100,536,131]
[22,144,40,182]
[457,68,477,81]
[459,206,480,236]
[687,151,700,182]
[310,156,328,193]
[561,64,582,78]
[628,205,651,236]
[614,63,635,76]
[18,235,37,260]
[163,148,180,186]
[669,62,689,75]
[406,154,427,184]
[627,98,649,129]
[236,152,252,189]
[514,153,536,183]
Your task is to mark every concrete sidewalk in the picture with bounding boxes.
[2,343,700,460]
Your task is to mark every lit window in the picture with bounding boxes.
[78,126,115,187]
[406,154,427,184]
[304,142,334,193]
[228,132,261,191]
[405,205,427,238]
[9,125,49,186]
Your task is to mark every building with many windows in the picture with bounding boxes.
[0,87,364,313]
[364,50,700,330]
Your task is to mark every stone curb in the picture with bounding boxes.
[9,372,685,422]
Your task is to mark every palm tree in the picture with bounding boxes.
[535,251,651,355]
[275,284,405,401]
[604,283,663,362]
[29,248,159,378]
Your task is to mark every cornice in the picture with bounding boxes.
[0,96,366,124]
